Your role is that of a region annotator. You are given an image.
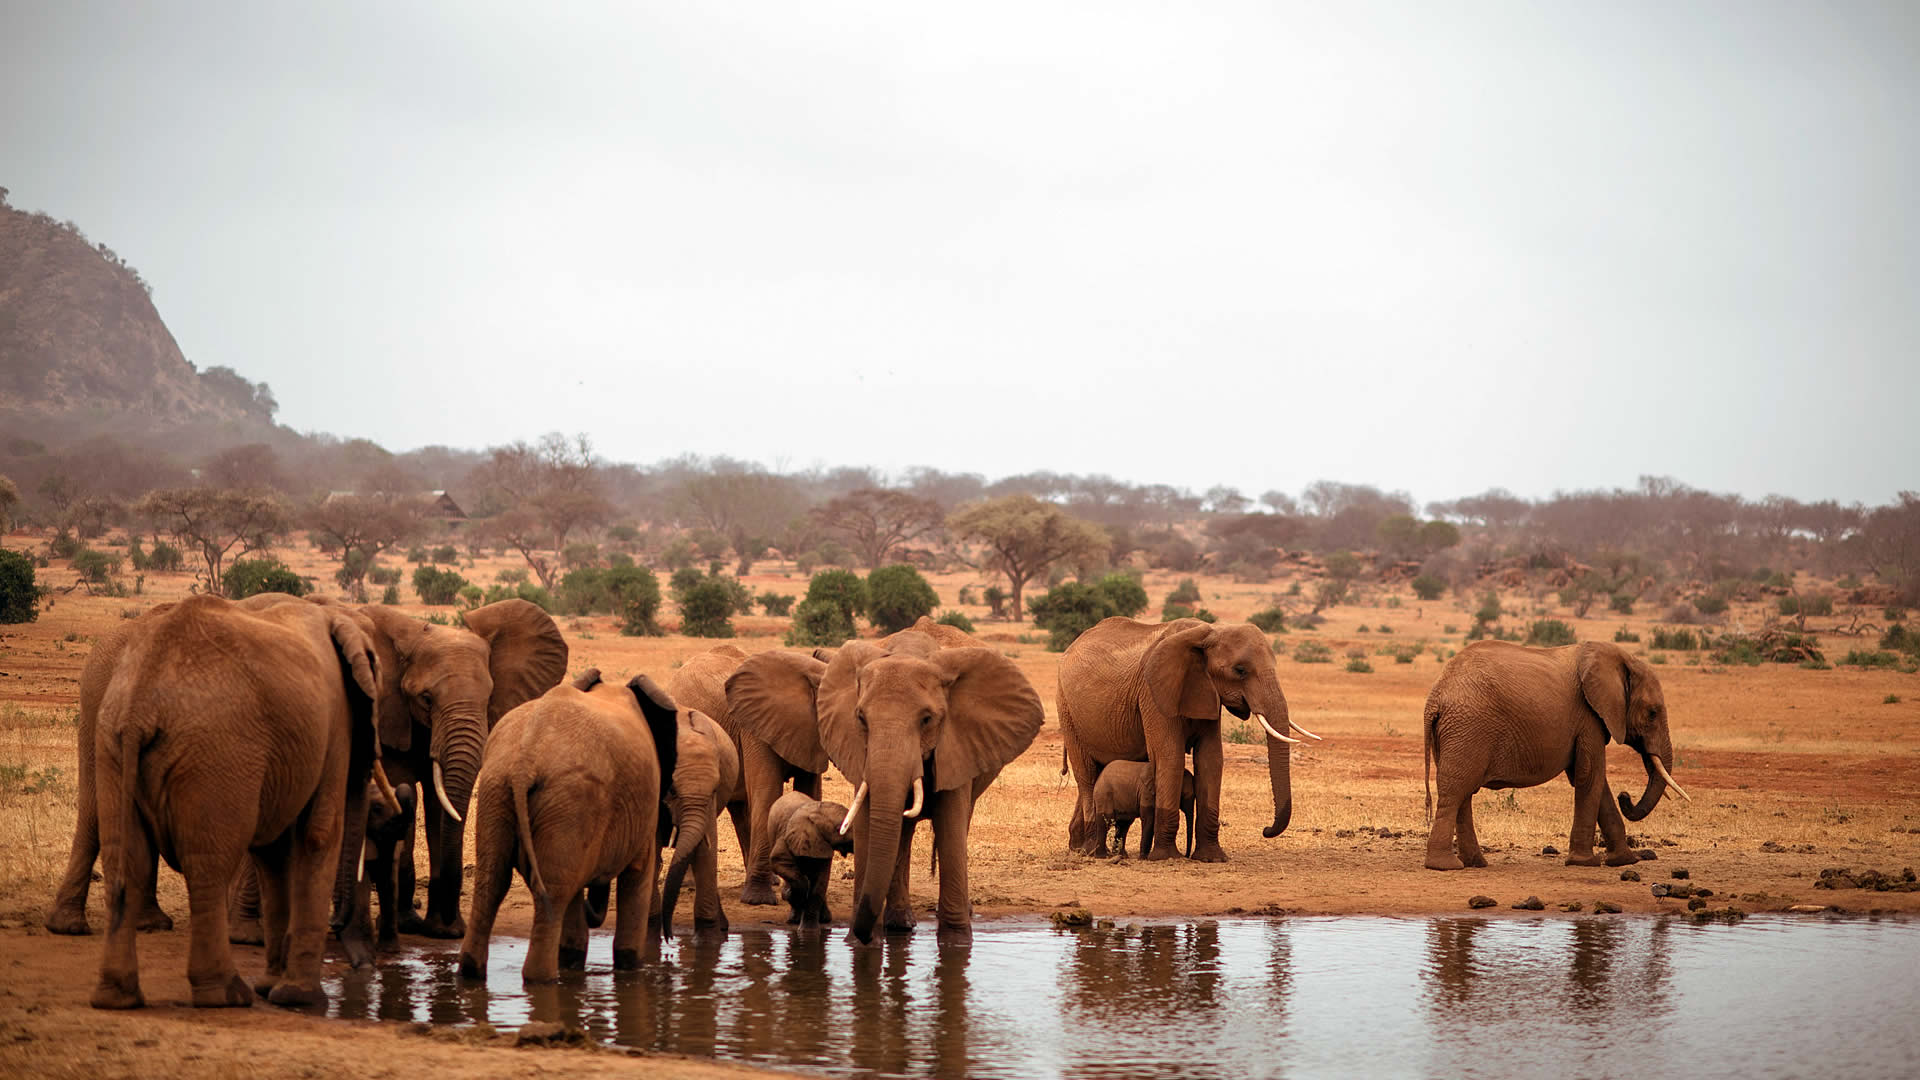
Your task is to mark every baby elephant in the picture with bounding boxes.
[766,791,853,928]
[1094,761,1195,859]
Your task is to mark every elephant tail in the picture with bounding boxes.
[111,721,145,932]
[1422,699,1439,825]
[511,764,549,915]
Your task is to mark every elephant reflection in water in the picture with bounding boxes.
[1060,922,1226,1039]
[849,937,917,1076]
[1423,918,1674,1032]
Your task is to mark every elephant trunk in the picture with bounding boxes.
[1262,714,1294,838]
[433,714,486,833]
[1618,745,1671,822]
[851,761,914,945]
[659,796,712,934]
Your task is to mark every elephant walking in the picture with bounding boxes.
[1059,619,1313,862]
[88,595,395,1010]
[458,669,676,984]
[1422,640,1691,871]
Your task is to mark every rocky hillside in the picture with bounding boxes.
[0,191,270,428]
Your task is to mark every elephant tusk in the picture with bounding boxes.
[1256,714,1301,744]
[371,759,402,815]
[839,782,868,835]
[433,761,463,825]
[669,824,680,849]
[905,775,924,819]
[1288,718,1323,741]
[1653,757,1690,803]
[356,841,366,884]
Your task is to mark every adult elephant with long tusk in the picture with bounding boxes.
[1421,640,1690,871]
[811,630,1042,945]
[1059,618,1312,862]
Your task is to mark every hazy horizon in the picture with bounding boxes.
[4,2,1915,507]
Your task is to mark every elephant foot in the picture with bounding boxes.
[935,923,974,948]
[458,952,486,981]
[693,916,728,938]
[416,915,465,940]
[339,927,375,970]
[266,981,329,1010]
[396,911,436,936]
[557,945,587,971]
[740,880,780,906]
[89,974,144,1010]
[1425,853,1466,871]
[1604,849,1643,867]
[1460,850,1489,869]
[613,947,643,970]
[1563,852,1606,867]
[1190,843,1229,863]
[193,974,254,1008]
[1144,845,1179,862]
[883,905,917,934]
[228,918,264,946]
[136,905,174,933]
[44,905,91,936]
[522,965,560,985]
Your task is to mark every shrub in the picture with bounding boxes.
[1094,573,1149,619]
[49,532,81,559]
[1712,638,1763,666]
[1609,593,1635,615]
[1030,582,1119,652]
[1357,624,1370,633]
[1293,640,1332,663]
[759,591,796,616]
[71,548,121,584]
[1248,608,1289,633]
[127,536,148,570]
[1693,590,1730,616]
[678,579,736,638]
[868,564,940,634]
[1167,578,1202,605]
[662,538,697,571]
[1411,574,1447,602]
[1664,602,1700,625]
[0,549,37,624]
[1376,624,1393,634]
[406,546,429,563]
[1161,603,1195,621]
[1473,592,1503,626]
[805,569,867,622]
[1650,627,1698,651]
[1389,644,1420,664]
[380,584,401,605]
[147,541,184,572]
[495,567,529,584]
[368,564,402,586]
[413,566,470,605]
[1614,629,1641,643]
[936,610,976,634]
[1885,606,1908,624]
[1886,694,1903,705]
[785,597,855,647]
[720,575,755,617]
[431,544,459,565]
[1525,619,1577,647]
[1312,579,1349,612]
[1345,657,1374,673]
[958,585,976,605]
[225,558,308,600]
[458,584,484,609]
[1292,613,1325,630]
[983,585,1007,618]
[1842,649,1901,670]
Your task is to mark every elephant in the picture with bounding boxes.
[87,594,397,1010]
[722,649,835,905]
[812,630,1043,945]
[1421,640,1691,871]
[355,780,416,948]
[1092,761,1194,859]
[656,705,741,937]
[1058,618,1315,863]
[457,668,676,984]
[665,645,758,900]
[765,790,854,928]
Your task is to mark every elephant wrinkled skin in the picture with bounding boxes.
[1422,640,1690,871]
[766,790,853,928]
[1093,761,1195,859]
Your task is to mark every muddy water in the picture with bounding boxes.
[325,916,1920,1079]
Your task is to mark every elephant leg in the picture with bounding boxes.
[523,888,566,985]
[1425,777,1472,871]
[1564,751,1608,867]
[182,844,251,1008]
[1455,796,1488,868]
[694,835,726,936]
[394,795,430,935]
[456,796,515,980]
[421,800,467,939]
[558,893,589,971]
[228,863,264,945]
[1061,716,1103,856]
[1114,815,1132,859]
[89,776,149,1010]
[727,799,751,863]
[1145,743,1188,861]
[810,862,834,926]
[882,818,918,933]
[252,844,291,995]
[370,847,399,946]
[1189,732,1227,862]
[739,740,785,905]
[932,790,975,945]
[613,865,651,970]
[1594,776,1640,866]
[266,803,344,1009]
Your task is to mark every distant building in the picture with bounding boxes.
[324,489,468,526]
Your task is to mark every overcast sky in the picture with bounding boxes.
[4,2,1915,506]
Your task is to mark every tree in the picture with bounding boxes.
[673,468,807,568]
[203,443,288,492]
[467,433,613,583]
[814,488,945,568]
[948,495,1106,622]
[1859,492,1920,605]
[1028,581,1119,651]
[0,473,17,541]
[1203,486,1250,515]
[134,487,291,592]
[867,564,939,633]
[304,494,425,600]
[678,579,737,638]
[0,548,35,623]
[223,558,309,600]
[784,569,868,647]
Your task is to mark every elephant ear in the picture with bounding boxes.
[1143,620,1220,722]
[815,641,889,787]
[929,647,1044,792]
[784,810,839,861]
[725,650,832,775]
[1577,642,1631,744]
[356,603,421,752]
[319,605,383,750]
[627,673,680,787]
[462,599,569,726]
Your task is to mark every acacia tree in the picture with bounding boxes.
[948,495,1106,622]
[672,469,807,571]
[468,433,613,585]
[814,488,945,568]
[134,487,291,591]
[305,493,425,599]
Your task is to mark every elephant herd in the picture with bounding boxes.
[43,595,1691,1008]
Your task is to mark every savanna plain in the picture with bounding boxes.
[2,536,1917,1078]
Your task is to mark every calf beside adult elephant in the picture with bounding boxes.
[1422,640,1690,870]
[655,703,741,937]
[1059,618,1316,862]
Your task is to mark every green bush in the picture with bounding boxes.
[431,545,458,565]
[71,547,122,584]
[983,585,1007,618]
[1030,581,1119,652]
[1161,603,1195,621]
[1650,627,1698,651]
[1248,608,1289,633]
[1609,593,1635,615]
[1411,574,1446,602]
[1614,628,1641,643]
[1167,578,1202,605]
[1345,657,1374,673]
[225,558,309,600]
[0,549,37,624]
[720,575,755,617]
[936,610,975,634]
[868,564,940,634]
[380,584,401,605]
[49,532,81,559]
[406,546,429,563]
[759,591,796,616]
[1094,573,1149,619]
[1473,591,1503,626]
[678,579,736,638]
[1712,638,1764,666]
[784,597,855,647]
[458,584,483,609]
[1525,619,1577,647]
[368,563,402,586]
[495,567,529,584]
[1693,589,1730,616]
[145,541,183,572]
[127,536,148,570]
[1293,640,1332,663]
[662,538,697,572]
[413,566,470,605]
[1357,624,1370,633]
[805,569,867,621]
[1842,649,1901,669]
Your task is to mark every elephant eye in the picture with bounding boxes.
[920,712,933,726]
[856,709,867,727]
[1232,664,1248,680]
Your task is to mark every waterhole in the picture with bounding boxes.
[325,916,1920,1079]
